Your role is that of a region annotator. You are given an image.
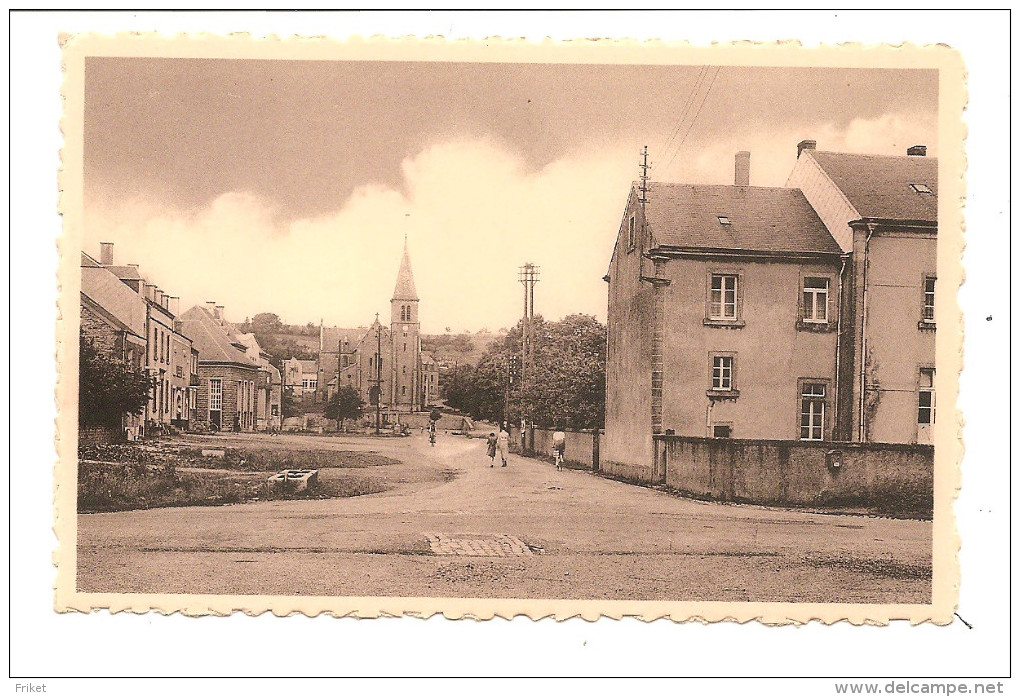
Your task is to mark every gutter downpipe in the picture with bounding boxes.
[833,253,849,439]
[858,222,876,442]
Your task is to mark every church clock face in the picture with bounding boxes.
[403,325,408,332]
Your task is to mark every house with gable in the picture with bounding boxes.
[180,303,260,432]
[787,141,937,444]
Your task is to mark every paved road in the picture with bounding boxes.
[77,432,932,602]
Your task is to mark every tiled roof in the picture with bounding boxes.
[298,359,318,373]
[645,183,842,255]
[321,326,371,352]
[809,151,937,222]
[180,306,256,366]
[80,263,148,337]
[104,264,143,280]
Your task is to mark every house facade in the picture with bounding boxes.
[89,243,198,434]
[604,143,938,476]
[788,142,937,444]
[235,331,282,431]
[180,303,260,432]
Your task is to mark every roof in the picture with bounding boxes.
[104,264,143,280]
[808,151,937,222]
[80,261,148,337]
[179,305,256,367]
[391,237,419,301]
[321,326,371,352]
[644,182,842,255]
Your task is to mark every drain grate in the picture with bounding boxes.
[426,533,534,557]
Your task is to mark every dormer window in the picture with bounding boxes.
[909,183,933,194]
[717,216,731,225]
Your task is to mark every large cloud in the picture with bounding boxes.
[83,139,635,333]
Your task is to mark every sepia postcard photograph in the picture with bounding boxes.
[52,33,968,626]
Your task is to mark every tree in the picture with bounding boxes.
[79,332,153,427]
[325,386,364,430]
[251,312,284,334]
[443,315,606,430]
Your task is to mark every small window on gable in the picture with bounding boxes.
[910,183,933,194]
[627,215,636,250]
[717,216,731,225]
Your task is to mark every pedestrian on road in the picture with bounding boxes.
[486,432,498,467]
[497,426,510,467]
[552,426,566,470]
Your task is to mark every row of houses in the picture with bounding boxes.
[80,243,281,438]
[603,141,938,473]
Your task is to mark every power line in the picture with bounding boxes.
[664,65,721,172]
[657,65,708,159]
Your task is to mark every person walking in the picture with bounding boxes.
[552,427,566,470]
[486,432,498,467]
[497,426,510,467]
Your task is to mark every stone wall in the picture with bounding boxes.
[655,435,933,514]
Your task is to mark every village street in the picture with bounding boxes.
[77,432,932,603]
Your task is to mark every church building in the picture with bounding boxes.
[324,238,435,416]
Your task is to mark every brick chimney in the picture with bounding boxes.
[734,151,750,186]
[154,289,164,308]
[796,139,817,158]
[99,242,114,265]
[144,283,157,302]
[205,301,216,315]
[907,144,927,157]
[168,296,180,316]
[215,305,225,320]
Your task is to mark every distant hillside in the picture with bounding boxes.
[422,330,506,368]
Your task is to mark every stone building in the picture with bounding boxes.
[323,238,435,418]
[235,332,282,431]
[89,243,198,434]
[787,141,937,444]
[603,143,938,477]
[180,303,259,432]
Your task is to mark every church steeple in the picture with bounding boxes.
[391,235,419,302]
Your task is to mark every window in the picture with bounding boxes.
[717,216,731,225]
[712,356,734,391]
[176,366,184,378]
[922,276,936,322]
[712,424,732,438]
[918,369,936,425]
[401,385,406,395]
[709,274,739,320]
[800,383,826,441]
[628,215,636,250]
[802,277,829,323]
[209,379,222,411]
[302,378,317,390]
[404,342,407,351]
[910,183,933,194]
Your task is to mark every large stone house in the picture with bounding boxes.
[180,304,260,432]
[603,143,938,477]
[235,331,282,431]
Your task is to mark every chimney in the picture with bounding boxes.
[154,289,164,308]
[205,301,216,315]
[215,305,225,320]
[796,139,817,158]
[161,294,170,311]
[144,283,157,302]
[907,144,927,157]
[734,151,751,187]
[168,296,180,316]
[99,242,114,266]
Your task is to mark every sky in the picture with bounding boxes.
[83,59,938,333]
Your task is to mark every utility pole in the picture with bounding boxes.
[375,314,382,435]
[518,263,540,449]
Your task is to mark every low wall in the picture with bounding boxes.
[78,425,122,447]
[656,436,933,515]
[509,426,602,469]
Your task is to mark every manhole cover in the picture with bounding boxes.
[426,533,534,557]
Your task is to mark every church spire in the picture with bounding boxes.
[391,234,419,302]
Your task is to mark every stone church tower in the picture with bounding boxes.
[389,236,421,411]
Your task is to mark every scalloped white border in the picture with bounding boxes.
[54,32,965,624]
